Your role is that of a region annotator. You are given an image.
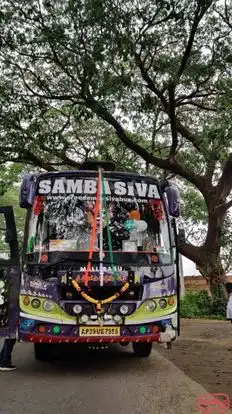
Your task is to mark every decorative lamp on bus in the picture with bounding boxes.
[19,174,36,208]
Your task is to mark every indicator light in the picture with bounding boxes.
[23,296,30,306]
[40,254,48,262]
[20,319,35,330]
[31,298,41,309]
[38,325,46,333]
[159,299,167,309]
[53,325,61,335]
[153,325,159,333]
[139,326,147,334]
[168,297,175,306]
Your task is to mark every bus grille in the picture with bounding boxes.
[59,285,143,301]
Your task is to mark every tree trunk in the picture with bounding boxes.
[179,192,227,283]
[203,202,226,258]
[196,265,227,318]
[208,279,227,317]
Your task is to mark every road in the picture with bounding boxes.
[0,340,228,414]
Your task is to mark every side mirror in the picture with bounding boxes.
[19,174,36,209]
[5,229,12,244]
[178,228,186,243]
[165,184,180,218]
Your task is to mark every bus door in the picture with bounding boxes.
[0,207,20,337]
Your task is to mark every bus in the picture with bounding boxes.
[0,160,181,360]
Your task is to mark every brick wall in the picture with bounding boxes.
[184,276,232,292]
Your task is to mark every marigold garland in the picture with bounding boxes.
[70,277,130,312]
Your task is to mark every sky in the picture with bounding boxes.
[182,256,199,276]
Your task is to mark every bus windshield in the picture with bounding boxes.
[25,175,171,265]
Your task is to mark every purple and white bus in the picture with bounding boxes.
[0,160,181,360]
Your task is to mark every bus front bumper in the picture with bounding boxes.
[21,333,163,343]
[19,319,176,344]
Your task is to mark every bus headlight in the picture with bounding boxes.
[145,300,156,312]
[80,314,89,324]
[43,300,55,312]
[120,305,129,315]
[114,315,123,324]
[31,298,41,309]
[159,299,167,309]
[73,304,82,315]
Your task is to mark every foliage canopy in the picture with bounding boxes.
[1,0,232,281]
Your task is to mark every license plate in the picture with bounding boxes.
[79,326,120,337]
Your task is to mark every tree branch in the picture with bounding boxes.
[177,90,219,103]
[216,153,232,201]
[168,84,178,160]
[20,149,56,171]
[135,52,206,155]
[83,93,206,192]
[205,159,216,182]
[136,7,175,43]
[134,53,168,111]
[175,118,204,153]
[224,199,232,211]
[7,60,79,101]
[176,0,213,81]
[178,240,203,266]
[176,100,217,112]
[0,147,56,171]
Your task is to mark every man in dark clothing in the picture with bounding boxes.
[0,337,16,371]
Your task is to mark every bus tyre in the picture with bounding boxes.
[34,343,51,361]
[132,342,152,357]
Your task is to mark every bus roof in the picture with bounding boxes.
[35,170,160,185]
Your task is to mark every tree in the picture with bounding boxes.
[180,183,232,276]
[0,164,28,252]
[1,0,232,284]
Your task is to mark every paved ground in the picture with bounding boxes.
[0,337,225,414]
[159,319,232,406]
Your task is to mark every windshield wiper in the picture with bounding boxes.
[31,257,128,268]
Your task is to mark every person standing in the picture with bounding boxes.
[225,282,232,323]
[0,335,17,371]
